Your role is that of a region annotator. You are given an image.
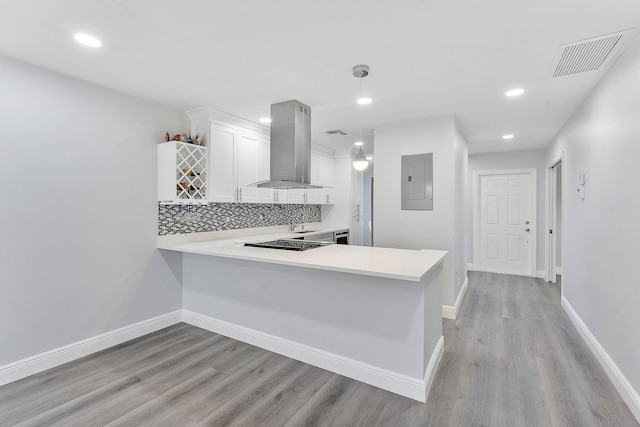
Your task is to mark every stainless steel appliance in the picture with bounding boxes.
[255,100,322,189]
[334,230,349,245]
[298,230,348,244]
[244,239,332,251]
[302,232,333,243]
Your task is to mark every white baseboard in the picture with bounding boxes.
[183,310,441,402]
[442,276,469,320]
[466,263,474,271]
[536,270,545,278]
[562,297,640,423]
[555,267,563,275]
[441,306,456,320]
[424,335,444,401]
[0,310,182,387]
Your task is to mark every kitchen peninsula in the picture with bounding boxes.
[159,227,447,402]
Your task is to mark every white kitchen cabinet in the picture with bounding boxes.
[260,188,285,203]
[306,153,320,204]
[256,139,289,204]
[317,153,335,204]
[285,188,311,204]
[257,139,286,204]
[158,141,207,204]
[283,152,335,204]
[236,133,260,202]
[209,123,266,203]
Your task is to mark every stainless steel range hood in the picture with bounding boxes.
[256,100,322,189]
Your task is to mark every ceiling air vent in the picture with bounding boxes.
[548,29,634,78]
[323,129,351,137]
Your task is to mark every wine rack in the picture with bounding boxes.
[158,141,207,204]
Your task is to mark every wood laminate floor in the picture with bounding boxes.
[1,272,637,426]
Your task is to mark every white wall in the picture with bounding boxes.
[374,116,466,307]
[556,163,562,269]
[0,55,186,366]
[453,121,469,299]
[466,149,547,271]
[363,165,374,246]
[351,162,365,246]
[546,37,640,411]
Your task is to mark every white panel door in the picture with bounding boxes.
[477,173,533,276]
[236,134,259,202]
[209,124,236,202]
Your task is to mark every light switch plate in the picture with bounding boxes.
[578,173,586,185]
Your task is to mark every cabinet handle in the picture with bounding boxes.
[239,188,242,202]
[234,188,238,201]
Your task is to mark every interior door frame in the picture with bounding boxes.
[544,153,564,283]
[473,168,537,277]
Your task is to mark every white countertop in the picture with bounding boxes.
[158,226,447,282]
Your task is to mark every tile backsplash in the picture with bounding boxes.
[158,202,321,235]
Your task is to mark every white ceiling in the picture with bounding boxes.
[1,0,639,155]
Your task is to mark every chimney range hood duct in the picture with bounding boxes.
[256,100,322,189]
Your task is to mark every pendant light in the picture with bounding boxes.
[352,64,370,171]
[353,147,369,171]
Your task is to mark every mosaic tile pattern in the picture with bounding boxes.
[158,202,321,235]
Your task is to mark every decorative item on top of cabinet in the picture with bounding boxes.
[158,141,207,204]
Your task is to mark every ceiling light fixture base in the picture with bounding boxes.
[352,65,370,78]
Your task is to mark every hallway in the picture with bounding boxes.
[428,272,636,426]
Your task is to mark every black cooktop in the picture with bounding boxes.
[244,239,332,251]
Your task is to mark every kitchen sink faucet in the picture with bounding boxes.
[290,206,304,232]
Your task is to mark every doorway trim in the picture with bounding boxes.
[545,153,564,283]
[473,168,537,277]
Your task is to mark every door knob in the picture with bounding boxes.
[525,228,530,232]
[525,221,530,225]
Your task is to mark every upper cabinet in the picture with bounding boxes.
[186,107,336,205]
[280,152,335,204]
[158,141,207,204]
[315,152,335,204]
[209,123,268,203]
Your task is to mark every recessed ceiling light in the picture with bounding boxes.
[357,97,372,105]
[259,117,272,123]
[74,33,102,48]
[354,141,364,146]
[502,134,515,140]
[505,88,524,97]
